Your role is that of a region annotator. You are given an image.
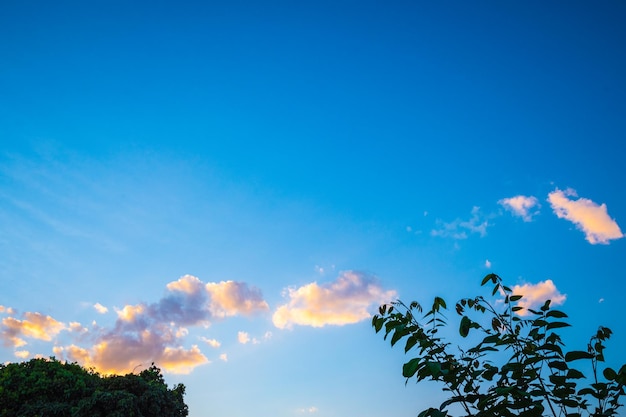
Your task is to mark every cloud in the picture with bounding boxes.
[547,188,623,244]
[93,303,109,314]
[499,195,540,221]
[14,350,30,359]
[0,306,16,315]
[431,206,491,239]
[219,353,228,362]
[53,275,268,375]
[485,259,492,269]
[297,406,319,413]
[237,331,250,344]
[206,281,269,318]
[1,312,65,347]
[510,280,566,316]
[200,337,221,348]
[272,271,396,329]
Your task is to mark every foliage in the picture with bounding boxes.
[0,358,188,417]
[373,274,626,417]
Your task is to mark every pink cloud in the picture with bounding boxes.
[548,188,623,244]
[272,271,397,329]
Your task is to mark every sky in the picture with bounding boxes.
[1,1,625,416]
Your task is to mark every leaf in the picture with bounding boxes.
[459,316,471,338]
[546,310,568,318]
[565,351,595,362]
[548,361,568,371]
[402,358,421,378]
[509,295,523,302]
[546,321,571,330]
[481,273,497,286]
[603,367,617,381]
[405,335,418,353]
[540,300,552,312]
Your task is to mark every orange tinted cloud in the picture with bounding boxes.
[93,303,109,314]
[511,279,566,316]
[548,188,623,244]
[272,271,396,329]
[1,312,65,347]
[52,275,268,375]
[206,281,269,318]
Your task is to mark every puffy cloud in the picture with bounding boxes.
[57,275,270,375]
[1,312,65,347]
[0,306,16,315]
[431,206,491,239]
[272,271,397,329]
[69,322,88,333]
[510,280,566,316]
[14,350,30,359]
[219,353,228,362]
[237,331,250,344]
[206,281,270,318]
[548,188,623,244]
[499,195,540,221]
[93,303,109,314]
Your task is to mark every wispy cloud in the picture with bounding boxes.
[510,280,566,316]
[485,259,492,269]
[499,195,540,222]
[272,271,396,329]
[297,406,319,413]
[200,337,221,348]
[547,188,623,244]
[431,206,491,239]
[93,303,109,314]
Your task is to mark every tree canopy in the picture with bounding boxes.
[373,274,626,417]
[0,358,188,417]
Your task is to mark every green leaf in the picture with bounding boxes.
[603,367,617,381]
[459,316,471,338]
[546,310,568,318]
[509,295,523,302]
[546,321,571,330]
[402,358,421,378]
[548,361,568,371]
[565,351,595,362]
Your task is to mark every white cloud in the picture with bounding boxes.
[93,303,108,314]
[485,259,492,269]
[219,353,228,362]
[237,331,250,344]
[499,195,540,221]
[431,206,491,239]
[510,280,566,316]
[547,188,623,244]
[272,271,396,329]
[200,337,221,348]
[297,406,319,413]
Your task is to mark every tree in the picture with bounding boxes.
[0,358,188,417]
[372,274,626,417]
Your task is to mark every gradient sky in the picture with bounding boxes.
[1,1,625,416]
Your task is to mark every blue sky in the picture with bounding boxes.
[1,1,625,416]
